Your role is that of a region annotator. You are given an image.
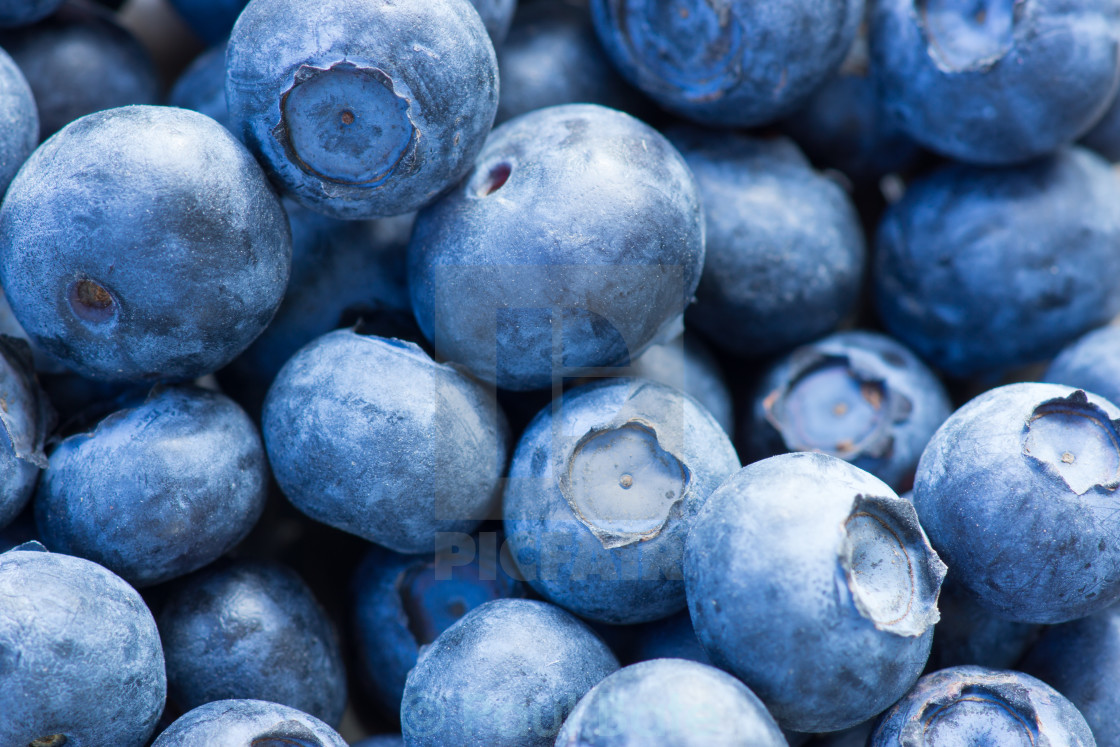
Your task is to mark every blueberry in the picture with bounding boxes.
[590,0,863,127]
[556,658,786,746]
[874,147,1120,378]
[745,330,952,492]
[0,2,159,140]
[169,43,231,133]
[630,333,734,437]
[408,103,704,391]
[158,560,347,726]
[35,385,267,587]
[218,201,416,418]
[166,0,248,45]
[0,45,37,196]
[914,382,1120,623]
[351,539,525,714]
[496,1,645,124]
[0,336,50,530]
[1020,604,1120,746]
[0,105,292,382]
[685,452,946,732]
[0,0,64,27]
[400,598,619,746]
[505,377,739,624]
[871,0,1120,164]
[0,546,167,746]
[870,666,1094,746]
[781,22,921,186]
[151,699,347,746]
[263,330,509,554]
[226,0,498,219]
[1045,325,1120,409]
[668,129,866,359]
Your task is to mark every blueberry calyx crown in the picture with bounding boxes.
[916,0,1024,73]
[248,722,325,747]
[901,678,1041,746]
[838,493,945,637]
[765,350,913,463]
[606,0,745,101]
[1022,389,1120,496]
[560,418,690,550]
[274,61,419,189]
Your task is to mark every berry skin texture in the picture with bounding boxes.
[226,0,499,220]
[685,452,946,733]
[590,0,864,127]
[556,658,787,747]
[745,330,952,492]
[0,546,167,747]
[870,666,1095,747]
[0,337,50,531]
[503,377,740,624]
[35,386,268,587]
[914,382,1120,624]
[400,598,620,747]
[408,103,704,391]
[871,0,1120,164]
[874,146,1120,378]
[158,560,347,727]
[0,45,37,195]
[151,699,347,746]
[263,330,508,554]
[0,105,292,383]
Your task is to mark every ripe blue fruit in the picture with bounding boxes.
[1045,325,1120,409]
[35,386,268,587]
[870,666,1094,746]
[0,0,64,27]
[158,560,347,726]
[504,377,740,624]
[400,598,620,747]
[0,3,159,139]
[408,103,704,391]
[0,545,167,747]
[556,658,787,746]
[351,541,525,714]
[169,43,231,134]
[218,201,416,418]
[1021,604,1120,746]
[874,146,1120,378]
[669,129,866,359]
[915,382,1120,623]
[872,0,1120,164]
[0,46,37,195]
[590,0,863,127]
[745,330,952,492]
[685,452,946,732]
[151,699,347,746]
[0,337,49,531]
[0,105,292,382]
[263,330,508,554]
[496,1,644,124]
[227,0,499,219]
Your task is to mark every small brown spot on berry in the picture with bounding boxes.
[340,110,355,125]
[68,279,115,323]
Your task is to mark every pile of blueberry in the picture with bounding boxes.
[3,0,1120,744]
